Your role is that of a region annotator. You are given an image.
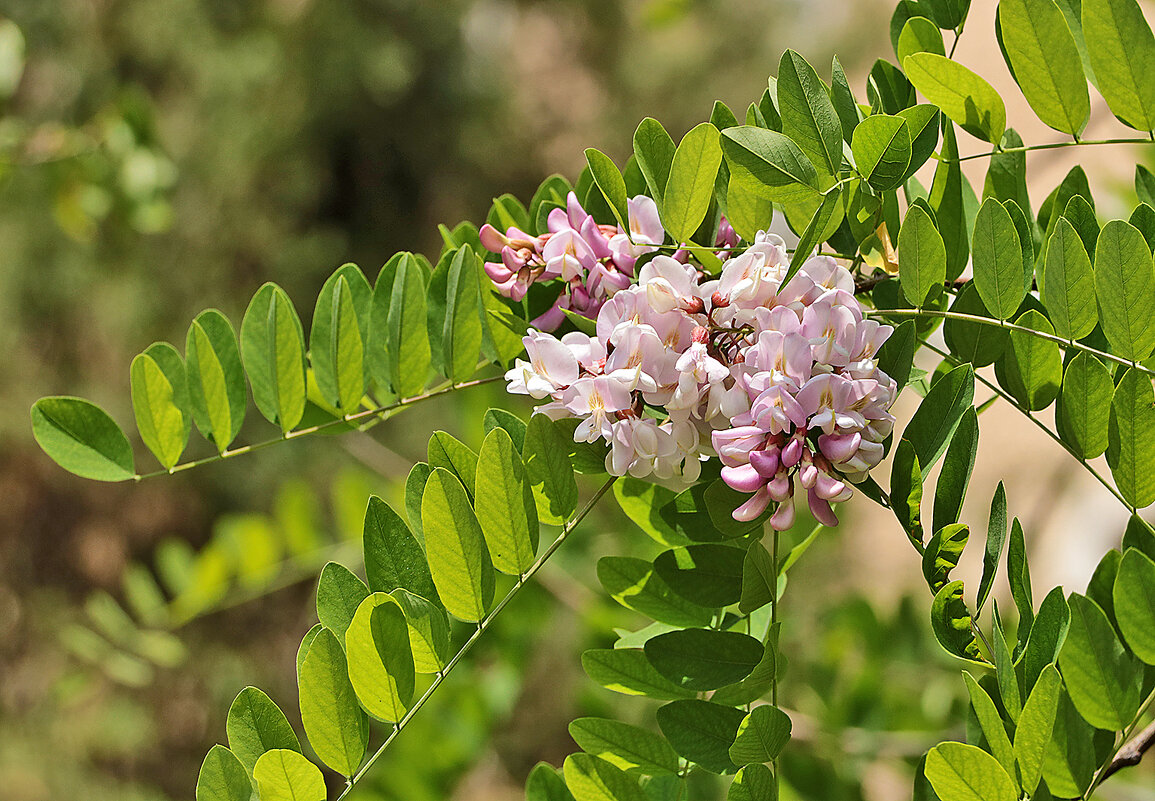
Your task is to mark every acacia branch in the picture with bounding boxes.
[1099,719,1155,782]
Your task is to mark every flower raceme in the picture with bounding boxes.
[492,195,897,528]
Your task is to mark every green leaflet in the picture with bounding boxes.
[563,753,648,801]
[474,427,539,575]
[316,561,370,641]
[1062,194,1100,258]
[662,122,723,244]
[851,114,911,192]
[831,56,863,145]
[195,745,252,801]
[1114,547,1155,662]
[897,16,945,66]
[226,686,301,775]
[482,407,527,451]
[925,742,1017,801]
[653,544,745,608]
[597,556,713,627]
[130,348,189,469]
[877,319,917,389]
[778,49,843,175]
[613,477,691,548]
[363,495,440,603]
[870,58,917,114]
[727,764,775,801]
[523,413,579,525]
[633,118,677,213]
[443,245,484,384]
[1139,164,1155,207]
[725,169,775,242]
[1059,593,1143,729]
[1021,588,1071,691]
[922,523,969,592]
[727,705,792,765]
[310,266,371,413]
[1083,0,1155,129]
[422,467,494,622]
[783,184,844,286]
[345,593,415,723]
[585,148,630,231]
[898,104,941,179]
[1057,352,1113,459]
[643,629,762,691]
[904,52,1007,143]
[1096,219,1155,360]
[930,125,978,280]
[930,580,983,661]
[972,198,1026,319]
[252,749,326,801]
[1000,309,1062,411]
[1107,367,1155,508]
[390,588,450,673]
[1043,691,1100,797]
[898,200,946,307]
[31,396,135,481]
[581,648,696,700]
[242,282,307,431]
[932,409,978,533]
[985,129,1031,215]
[656,699,746,774]
[1014,664,1062,796]
[186,309,246,453]
[720,126,819,198]
[999,0,1090,135]
[568,718,680,776]
[976,482,1008,612]
[296,624,322,679]
[738,541,777,614]
[944,283,1006,364]
[372,253,431,398]
[1042,217,1097,340]
[961,673,1016,781]
[427,430,478,500]
[405,462,432,542]
[890,438,924,546]
[992,615,1022,721]
[902,364,975,470]
[527,762,577,801]
[297,627,368,776]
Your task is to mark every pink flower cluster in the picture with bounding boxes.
[480,192,664,330]
[501,227,897,529]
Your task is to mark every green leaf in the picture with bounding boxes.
[297,627,368,776]
[999,0,1091,134]
[405,462,432,542]
[830,56,864,145]
[130,350,188,469]
[31,396,136,481]
[1041,218,1097,340]
[316,561,370,641]
[428,430,478,499]
[1015,664,1062,796]
[242,283,307,431]
[727,705,792,765]
[783,185,844,286]
[877,319,917,389]
[891,438,925,546]
[613,478,690,548]
[196,745,252,801]
[389,588,449,673]
[653,545,745,608]
[1057,352,1113,459]
[373,253,431,398]
[662,123,723,244]
[739,541,777,614]
[1114,548,1155,662]
[852,114,912,191]
[482,408,527,451]
[186,310,247,453]
[1095,220,1155,360]
[778,49,843,175]
[972,198,1026,319]
[1008,519,1035,639]
[1139,165,1155,207]
[363,496,439,604]
[898,203,946,307]
[569,718,680,776]
[930,126,978,280]
[345,593,415,723]
[725,170,775,242]
[597,557,713,628]
[720,126,819,194]
[656,699,746,774]
[1043,690,1100,797]
[933,408,978,532]
[1083,0,1155,129]
[1022,588,1071,691]
[582,648,696,700]
[644,629,762,691]
[585,148,630,231]
[634,118,677,212]
[925,742,1018,801]
[905,53,1007,142]
[931,580,983,661]
[961,673,1016,780]
[252,749,326,801]
[310,267,370,413]
[923,523,969,592]
[563,753,648,801]
[226,686,301,775]
[296,624,322,679]
[1059,593,1143,729]
[443,246,484,383]
[898,104,942,178]
[523,414,578,525]
[903,364,976,470]
[976,482,1008,612]
[475,427,539,575]
[727,764,775,801]
[1001,309,1063,411]
[897,16,946,65]
[422,467,494,622]
[527,763,577,801]
[992,613,1023,720]
[1107,367,1155,508]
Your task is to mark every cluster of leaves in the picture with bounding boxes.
[28,0,1155,798]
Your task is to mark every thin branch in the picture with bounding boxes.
[939,136,1155,164]
[335,476,618,800]
[1099,719,1155,782]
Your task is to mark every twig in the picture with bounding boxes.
[1099,719,1155,781]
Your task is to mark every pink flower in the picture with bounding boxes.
[563,375,634,443]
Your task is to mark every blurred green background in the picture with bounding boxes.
[4,1,1142,800]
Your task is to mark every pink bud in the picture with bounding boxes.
[807,487,839,527]
[692,325,710,344]
[721,464,767,493]
[782,436,803,468]
[711,291,730,308]
[768,497,796,531]
[732,486,772,522]
[749,447,780,478]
